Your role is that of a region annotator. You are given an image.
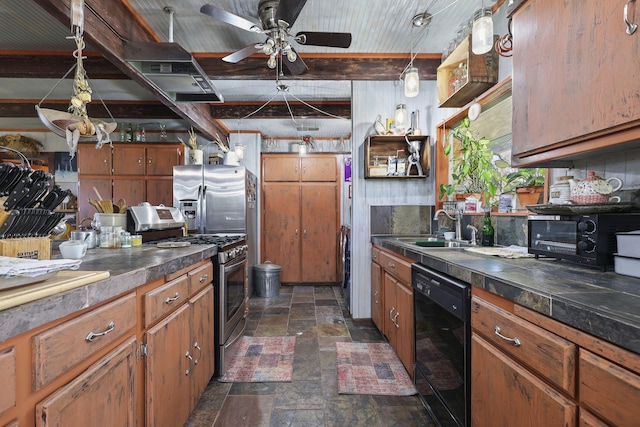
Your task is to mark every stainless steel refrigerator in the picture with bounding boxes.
[173,164,258,288]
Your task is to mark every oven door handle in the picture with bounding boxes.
[494,326,521,347]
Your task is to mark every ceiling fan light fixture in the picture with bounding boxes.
[404,67,420,98]
[286,49,297,62]
[263,38,276,54]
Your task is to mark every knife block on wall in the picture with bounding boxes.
[0,237,51,260]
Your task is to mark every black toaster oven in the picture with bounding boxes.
[528,213,640,269]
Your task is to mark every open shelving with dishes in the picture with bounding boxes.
[364,135,430,179]
[437,35,499,108]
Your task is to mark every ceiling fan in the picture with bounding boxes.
[200,0,352,75]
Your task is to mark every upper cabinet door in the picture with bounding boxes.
[511,0,640,161]
[147,146,183,176]
[263,156,301,182]
[112,145,145,176]
[77,145,111,176]
[301,156,337,182]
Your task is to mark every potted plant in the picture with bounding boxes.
[502,167,546,206]
[439,117,502,207]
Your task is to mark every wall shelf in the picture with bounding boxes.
[364,135,430,179]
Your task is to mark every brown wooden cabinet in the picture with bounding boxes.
[144,261,215,427]
[35,337,137,427]
[472,289,640,426]
[370,247,383,331]
[77,143,183,221]
[371,245,414,376]
[511,0,640,164]
[262,154,339,283]
[0,347,16,417]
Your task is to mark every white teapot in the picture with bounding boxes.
[569,172,623,204]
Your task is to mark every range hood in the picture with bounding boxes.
[124,41,224,103]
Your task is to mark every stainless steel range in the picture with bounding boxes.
[161,233,248,377]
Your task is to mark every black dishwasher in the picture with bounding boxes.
[412,263,471,427]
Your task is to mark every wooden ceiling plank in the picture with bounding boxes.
[0,101,180,120]
[210,102,351,119]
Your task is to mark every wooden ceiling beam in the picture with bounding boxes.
[0,100,180,120]
[209,102,351,120]
[0,51,440,81]
[31,0,228,140]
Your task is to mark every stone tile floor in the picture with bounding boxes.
[185,285,435,427]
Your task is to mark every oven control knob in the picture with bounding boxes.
[578,238,596,253]
[578,220,596,233]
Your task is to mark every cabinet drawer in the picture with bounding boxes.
[0,347,16,416]
[471,296,576,395]
[378,250,412,286]
[33,293,136,390]
[579,349,640,427]
[188,261,214,293]
[144,275,191,328]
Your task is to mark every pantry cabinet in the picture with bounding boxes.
[371,245,414,376]
[262,154,339,283]
[511,0,640,164]
[77,143,183,220]
[471,288,640,426]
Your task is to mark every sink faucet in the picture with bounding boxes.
[467,224,478,245]
[433,209,463,241]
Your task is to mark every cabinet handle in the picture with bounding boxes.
[85,321,116,342]
[138,157,144,166]
[164,292,180,304]
[387,262,395,268]
[193,342,202,365]
[295,229,299,236]
[393,312,400,328]
[199,274,209,283]
[185,351,193,375]
[389,307,395,320]
[625,0,638,34]
[494,326,521,347]
[374,291,379,304]
[303,230,307,238]
[295,165,298,174]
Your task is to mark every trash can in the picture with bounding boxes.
[254,263,281,297]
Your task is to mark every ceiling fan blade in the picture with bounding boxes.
[295,32,352,48]
[275,0,308,28]
[200,4,262,33]
[222,44,262,63]
[283,49,308,75]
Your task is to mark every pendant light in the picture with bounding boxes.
[404,67,420,98]
[472,3,493,55]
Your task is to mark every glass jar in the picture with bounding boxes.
[131,234,143,246]
[121,232,132,248]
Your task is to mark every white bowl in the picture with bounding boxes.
[59,240,87,259]
[444,232,456,241]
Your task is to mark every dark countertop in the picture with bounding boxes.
[372,235,640,355]
[0,243,217,342]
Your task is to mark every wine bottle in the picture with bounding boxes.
[481,210,494,247]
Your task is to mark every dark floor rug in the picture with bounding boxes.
[218,336,296,383]
[336,342,417,396]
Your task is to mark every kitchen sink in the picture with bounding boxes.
[390,236,472,248]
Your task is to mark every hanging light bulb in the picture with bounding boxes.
[262,38,275,54]
[404,67,420,98]
[394,104,408,130]
[472,7,493,55]
[286,48,297,62]
[267,54,277,69]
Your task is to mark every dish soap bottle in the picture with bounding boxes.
[481,210,494,247]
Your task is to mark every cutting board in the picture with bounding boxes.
[0,270,110,311]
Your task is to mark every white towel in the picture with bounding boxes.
[0,256,81,277]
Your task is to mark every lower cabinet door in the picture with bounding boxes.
[189,285,215,407]
[35,337,137,427]
[471,334,577,426]
[146,304,192,427]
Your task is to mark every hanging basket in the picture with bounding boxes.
[35,106,117,141]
